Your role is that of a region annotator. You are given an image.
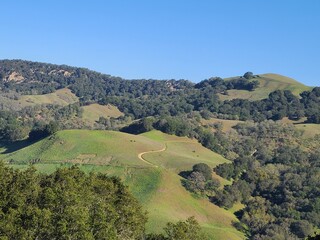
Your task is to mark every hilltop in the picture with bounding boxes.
[0,59,318,127]
[218,73,311,101]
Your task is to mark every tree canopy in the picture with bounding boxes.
[0,164,147,240]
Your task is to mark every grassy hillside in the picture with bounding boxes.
[218,73,311,101]
[81,103,124,125]
[141,131,228,171]
[0,130,164,166]
[295,123,320,138]
[0,130,244,239]
[19,88,79,106]
[0,88,79,110]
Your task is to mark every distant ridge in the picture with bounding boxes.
[219,73,311,101]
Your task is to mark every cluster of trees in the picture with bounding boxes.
[146,217,206,240]
[217,90,305,121]
[0,164,146,239]
[181,163,220,196]
[157,118,320,239]
[0,102,84,142]
[211,121,320,239]
[28,121,59,141]
[1,60,320,125]
[0,164,206,240]
[195,73,260,92]
[0,110,29,141]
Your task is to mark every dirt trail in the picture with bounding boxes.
[137,144,167,167]
[137,139,195,167]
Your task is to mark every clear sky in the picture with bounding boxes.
[1,0,320,85]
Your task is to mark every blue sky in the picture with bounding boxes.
[1,0,320,85]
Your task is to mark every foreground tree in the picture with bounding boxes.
[0,164,147,240]
[145,217,207,240]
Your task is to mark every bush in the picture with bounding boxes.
[192,163,212,181]
[243,72,254,79]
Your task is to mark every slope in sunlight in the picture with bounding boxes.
[0,130,244,240]
[219,73,311,101]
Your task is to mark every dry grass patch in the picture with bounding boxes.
[81,103,124,125]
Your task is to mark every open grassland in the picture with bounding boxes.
[218,73,311,101]
[295,124,320,138]
[277,118,320,138]
[1,130,244,239]
[81,103,124,125]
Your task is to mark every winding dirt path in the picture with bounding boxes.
[137,140,194,167]
[137,144,167,167]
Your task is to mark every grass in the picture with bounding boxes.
[0,130,164,167]
[0,88,79,110]
[1,129,244,239]
[141,131,229,171]
[20,88,79,106]
[218,73,311,101]
[81,103,124,125]
[145,170,244,239]
[294,123,320,138]
[139,131,243,239]
[201,118,243,132]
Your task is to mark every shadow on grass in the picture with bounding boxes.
[178,170,192,179]
[0,139,35,154]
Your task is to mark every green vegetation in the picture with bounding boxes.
[1,130,164,166]
[1,60,320,239]
[211,121,320,239]
[295,123,320,138]
[1,130,244,239]
[219,73,311,101]
[0,164,147,240]
[0,164,212,240]
[0,60,320,152]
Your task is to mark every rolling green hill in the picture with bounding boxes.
[218,73,312,101]
[0,130,244,239]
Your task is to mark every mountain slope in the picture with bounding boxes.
[0,130,244,240]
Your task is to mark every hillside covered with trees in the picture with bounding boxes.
[1,59,320,239]
[0,60,319,142]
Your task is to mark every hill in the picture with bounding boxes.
[218,73,312,101]
[1,60,320,239]
[0,130,244,240]
[1,60,318,125]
